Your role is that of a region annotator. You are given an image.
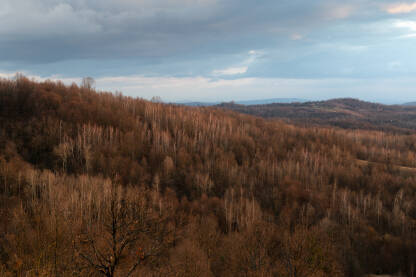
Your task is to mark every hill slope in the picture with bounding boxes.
[219,98,416,133]
[1,78,416,276]
[179,98,306,106]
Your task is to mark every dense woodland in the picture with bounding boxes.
[219,98,416,134]
[1,77,416,276]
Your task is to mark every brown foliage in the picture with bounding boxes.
[1,77,416,276]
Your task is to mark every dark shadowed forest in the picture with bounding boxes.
[1,77,416,276]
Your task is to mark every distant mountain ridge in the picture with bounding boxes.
[219,98,416,133]
[178,98,307,106]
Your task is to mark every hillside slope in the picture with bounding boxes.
[1,78,416,276]
[219,98,416,133]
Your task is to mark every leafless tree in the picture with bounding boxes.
[81,77,95,90]
[74,184,173,277]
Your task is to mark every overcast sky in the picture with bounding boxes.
[1,0,416,103]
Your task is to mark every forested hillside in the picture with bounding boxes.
[219,98,416,133]
[1,77,416,276]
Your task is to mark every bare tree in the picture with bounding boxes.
[279,227,342,277]
[150,96,162,103]
[81,77,95,90]
[74,184,173,277]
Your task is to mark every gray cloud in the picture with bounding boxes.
[2,0,416,103]
[1,0,396,63]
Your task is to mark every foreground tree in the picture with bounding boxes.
[74,183,173,277]
[279,226,342,277]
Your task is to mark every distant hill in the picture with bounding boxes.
[219,98,416,133]
[177,101,220,106]
[403,102,416,106]
[237,98,307,105]
[178,98,306,106]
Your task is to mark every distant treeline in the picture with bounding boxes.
[219,98,416,134]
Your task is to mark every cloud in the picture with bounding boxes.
[385,2,416,14]
[388,61,402,69]
[322,4,355,20]
[1,0,416,93]
[291,34,304,40]
[212,66,248,76]
[400,33,416,38]
[338,45,368,52]
[0,71,81,84]
[0,72,16,79]
[2,71,416,103]
[93,74,416,103]
[211,49,262,76]
[95,74,257,101]
[0,0,379,64]
[0,2,101,37]
[0,0,225,62]
[394,20,416,31]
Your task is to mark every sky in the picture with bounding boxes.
[1,0,416,103]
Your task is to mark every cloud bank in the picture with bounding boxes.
[1,0,416,102]
[385,2,416,14]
